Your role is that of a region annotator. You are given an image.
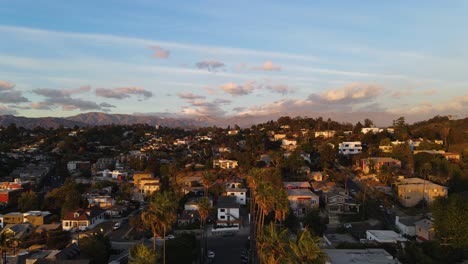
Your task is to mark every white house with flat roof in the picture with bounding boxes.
[324,249,400,264]
[339,142,362,155]
[366,230,408,244]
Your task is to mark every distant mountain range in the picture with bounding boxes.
[0,111,448,129]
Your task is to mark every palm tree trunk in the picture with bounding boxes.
[163,226,166,264]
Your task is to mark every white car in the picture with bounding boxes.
[166,234,175,240]
[113,222,121,230]
[207,250,215,259]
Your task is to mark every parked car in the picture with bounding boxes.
[208,250,215,259]
[113,222,121,230]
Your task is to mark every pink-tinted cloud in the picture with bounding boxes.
[0,80,15,90]
[220,81,256,96]
[177,93,206,100]
[252,61,281,71]
[149,46,170,58]
[320,82,382,103]
[96,87,153,99]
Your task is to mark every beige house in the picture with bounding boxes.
[213,159,238,169]
[397,178,448,207]
[314,130,336,138]
[360,157,401,174]
[286,189,319,217]
[133,171,154,185]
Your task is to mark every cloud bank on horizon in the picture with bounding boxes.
[0,1,467,124]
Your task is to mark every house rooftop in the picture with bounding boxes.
[283,181,311,189]
[414,218,434,230]
[217,196,239,209]
[226,187,247,192]
[323,249,400,264]
[286,188,317,197]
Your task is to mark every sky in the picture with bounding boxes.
[0,0,467,125]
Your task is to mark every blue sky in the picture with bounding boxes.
[0,1,467,124]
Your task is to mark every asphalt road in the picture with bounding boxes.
[207,231,249,264]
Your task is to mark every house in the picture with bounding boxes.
[286,189,319,217]
[324,249,400,264]
[379,145,393,153]
[361,127,382,134]
[413,150,461,161]
[396,178,448,207]
[325,192,360,215]
[67,161,91,173]
[309,171,324,182]
[111,170,128,180]
[338,142,362,155]
[133,171,154,185]
[61,207,106,231]
[283,182,311,189]
[0,212,24,228]
[225,187,247,205]
[365,230,408,244]
[0,223,34,240]
[0,179,31,205]
[86,195,115,208]
[395,216,419,237]
[281,139,298,151]
[23,211,52,226]
[359,157,401,174]
[141,181,161,196]
[213,159,238,169]
[415,218,435,242]
[216,196,240,228]
[273,133,287,141]
[315,130,336,138]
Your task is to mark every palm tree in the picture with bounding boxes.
[197,197,212,261]
[256,223,289,264]
[289,228,326,264]
[201,171,216,197]
[141,192,178,264]
[274,188,289,226]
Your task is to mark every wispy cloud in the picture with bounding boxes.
[95,87,153,99]
[177,93,206,100]
[195,60,225,71]
[0,25,320,62]
[0,104,17,115]
[33,85,91,98]
[149,45,170,58]
[266,84,294,95]
[0,91,29,103]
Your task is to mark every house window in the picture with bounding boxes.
[230,193,235,196]
[220,216,225,219]
[240,193,244,195]
[220,209,225,212]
